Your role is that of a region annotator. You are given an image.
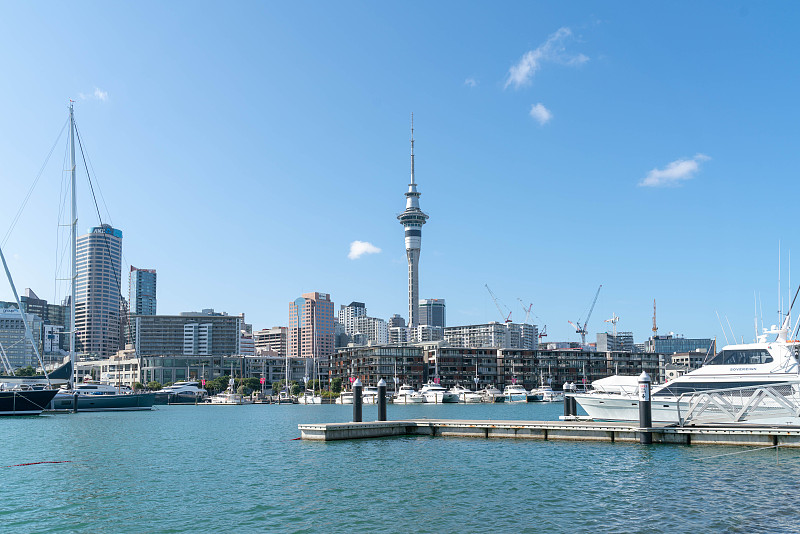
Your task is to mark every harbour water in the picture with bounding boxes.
[3,403,800,533]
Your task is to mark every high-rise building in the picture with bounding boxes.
[397,117,428,328]
[353,316,389,345]
[75,224,123,359]
[338,302,366,336]
[254,326,288,357]
[443,322,538,350]
[388,314,406,328]
[645,334,715,355]
[420,298,446,328]
[129,266,157,316]
[288,292,334,362]
[18,288,70,352]
[129,309,244,356]
[0,307,43,369]
[597,331,635,353]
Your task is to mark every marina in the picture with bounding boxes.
[4,402,800,533]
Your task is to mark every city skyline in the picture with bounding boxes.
[1,3,800,344]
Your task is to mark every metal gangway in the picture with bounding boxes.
[676,382,800,427]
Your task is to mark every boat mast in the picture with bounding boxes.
[69,102,77,389]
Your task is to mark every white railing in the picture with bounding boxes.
[676,382,800,427]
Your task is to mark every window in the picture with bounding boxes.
[708,349,773,365]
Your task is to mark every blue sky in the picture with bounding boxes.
[1,2,799,345]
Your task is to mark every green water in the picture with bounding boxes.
[2,403,799,533]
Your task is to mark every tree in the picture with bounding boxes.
[147,381,162,391]
[331,377,342,394]
[132,382,144,392]
[243,377,261,392]
[290,382,301,396]
[272,380,284,394]
[15,366,36,376]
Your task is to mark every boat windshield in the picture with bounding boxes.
[707,349,773,365]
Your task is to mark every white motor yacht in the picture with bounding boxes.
[528,385,564,403]
[480,385,505,403]
[394,384,424,404]
[297,390,323,404]
[420,383,459,403]
[335,391,354,404]
[448,384,482,403]
[361,386,393,404]
[575,320,800,423]
[159,381,207,397]
[208,378,249,405]
[503,384,528,403]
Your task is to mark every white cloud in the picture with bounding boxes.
[639,154,711,187]
[348,240,381,260]
[79,87,108,102]
[505,27,588,89]
[464,78,478,87]
[529,103,553,125]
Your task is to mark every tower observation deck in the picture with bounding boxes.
[397,115,429,328]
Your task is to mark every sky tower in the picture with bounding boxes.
[398,114,429,327]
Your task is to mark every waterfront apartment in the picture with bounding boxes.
[330,345,426,388]
[128,309,245,356]
[443,322,538,350]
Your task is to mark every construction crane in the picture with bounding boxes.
[605,313,619,338]
[568,284,602,346]
[652,299,658,338]
[485,284,512,323]
[517,298,547,341]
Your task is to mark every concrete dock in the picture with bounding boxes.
[298,419,800,447]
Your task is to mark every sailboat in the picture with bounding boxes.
[44,103,155,411]
[0,248,60,415]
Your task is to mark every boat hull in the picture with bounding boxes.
[393,394,424,404]
[0,389,59,416]
[49,392,155,412]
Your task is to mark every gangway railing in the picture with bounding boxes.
[676,382,800,427]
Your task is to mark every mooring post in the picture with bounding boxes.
[353,378,362,423]
[377,378,387,421]
[638,371,652,444]
[72,392,79,413]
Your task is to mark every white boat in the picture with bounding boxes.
[335,391,353,404]
[529,385,564,402]
[158,381,207,397]
[208,378,249,405]
[420,382,459,403]
[479,385,505,403]
[394,384,424,404]
[575,319,800,423]
[297,390,323,404]
[448,384,482,403]
[361,386,392,404]
[503,384,528,403]
[209,391,247,405]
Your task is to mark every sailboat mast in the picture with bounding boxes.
[69,102,77,388]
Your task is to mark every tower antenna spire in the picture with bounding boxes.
[410,112,415,184]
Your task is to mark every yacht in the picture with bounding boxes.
[155,381,208,404]
[361,386,392,404]
[297,390,323,404]
[503,384,528,403]
[448,384,482,403]
[420,383,459,403]
[479,385,505,403]
[208,378,250,405]
[50,382,155,411]
[575,320,800,423]
[335,391,353,404]
[394,384,424,404]
[529,385,564,403]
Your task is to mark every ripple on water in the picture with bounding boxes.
[3,404,800,532]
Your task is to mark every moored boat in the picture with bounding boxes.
[394,384,424,404]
